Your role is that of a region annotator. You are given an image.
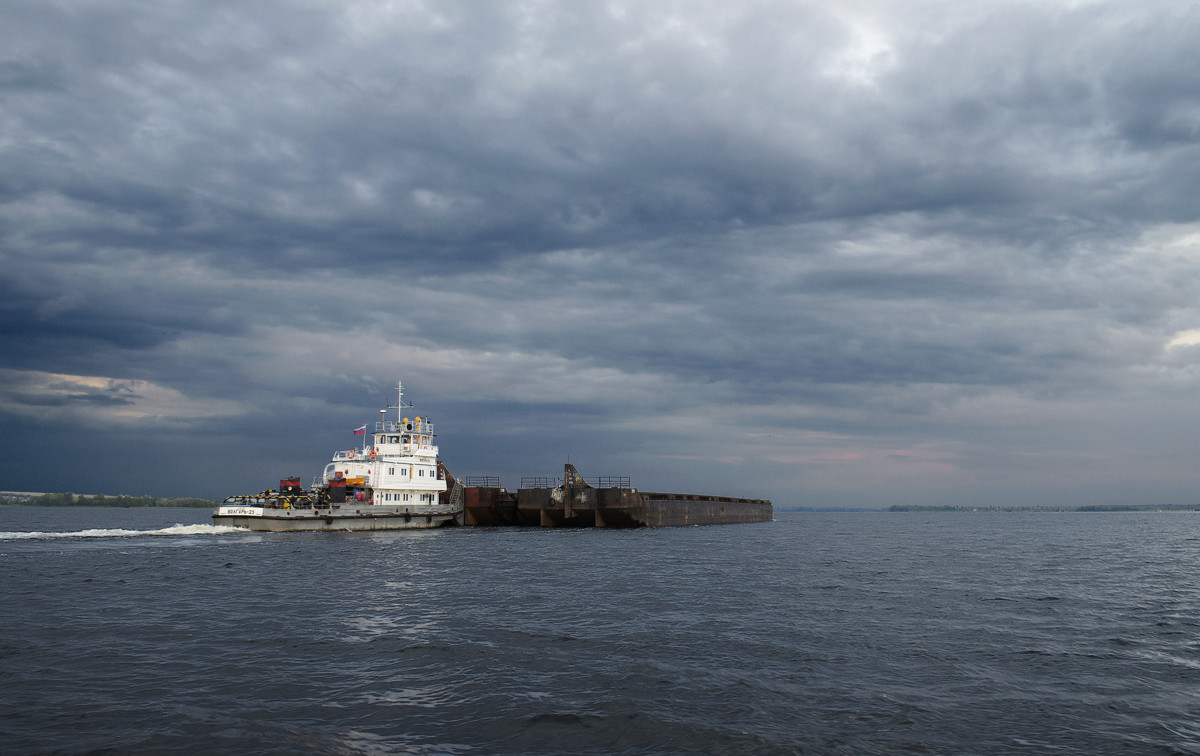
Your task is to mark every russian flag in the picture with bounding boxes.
[353,425,367,435]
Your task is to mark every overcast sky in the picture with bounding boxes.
[3,0,1200,507]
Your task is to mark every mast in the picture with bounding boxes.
[384,379,412,430]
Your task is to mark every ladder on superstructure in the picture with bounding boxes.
[448,479,465,511]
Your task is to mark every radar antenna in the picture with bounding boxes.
[386,380,413,423]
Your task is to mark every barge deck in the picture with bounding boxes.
[455,464,772,528]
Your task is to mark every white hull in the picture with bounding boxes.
[212,504,461,532]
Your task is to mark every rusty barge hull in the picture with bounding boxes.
[457,464,772,528]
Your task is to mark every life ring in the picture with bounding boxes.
[369,448,377,460]
[347,450,355,459]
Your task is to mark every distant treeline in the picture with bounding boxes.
[2,492,215,508]
[887,503,1200,512]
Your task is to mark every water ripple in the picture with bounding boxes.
[5,509,1200,754]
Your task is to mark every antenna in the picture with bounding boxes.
[386,379,413,424]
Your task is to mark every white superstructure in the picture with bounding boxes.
[213,380,460,531]
[317,380,447,506]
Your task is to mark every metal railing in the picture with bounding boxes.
[594,476,631,489]
[519,476,631,489]
[464,476,501,487]
[376,420,434,434]
[222,493,316,510]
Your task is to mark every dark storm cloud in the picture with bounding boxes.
[0,59,66,93]
[3,0,1200,505]
[5,1,1194,272]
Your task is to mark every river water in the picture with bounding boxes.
[3,506,1200,754]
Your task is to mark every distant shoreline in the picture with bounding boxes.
[0,503,214,508]
[780,504,1200,513]
[887,504,1200,512]
[0,493,215,508]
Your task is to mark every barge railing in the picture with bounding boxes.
[465,476,501,487]
[517,476,630,489]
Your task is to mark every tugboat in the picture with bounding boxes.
[213,381,463,531]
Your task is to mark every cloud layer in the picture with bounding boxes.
[4,0,1200,506]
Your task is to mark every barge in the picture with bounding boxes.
[456,464,772,528]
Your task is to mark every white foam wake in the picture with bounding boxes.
[0,523,247,540]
